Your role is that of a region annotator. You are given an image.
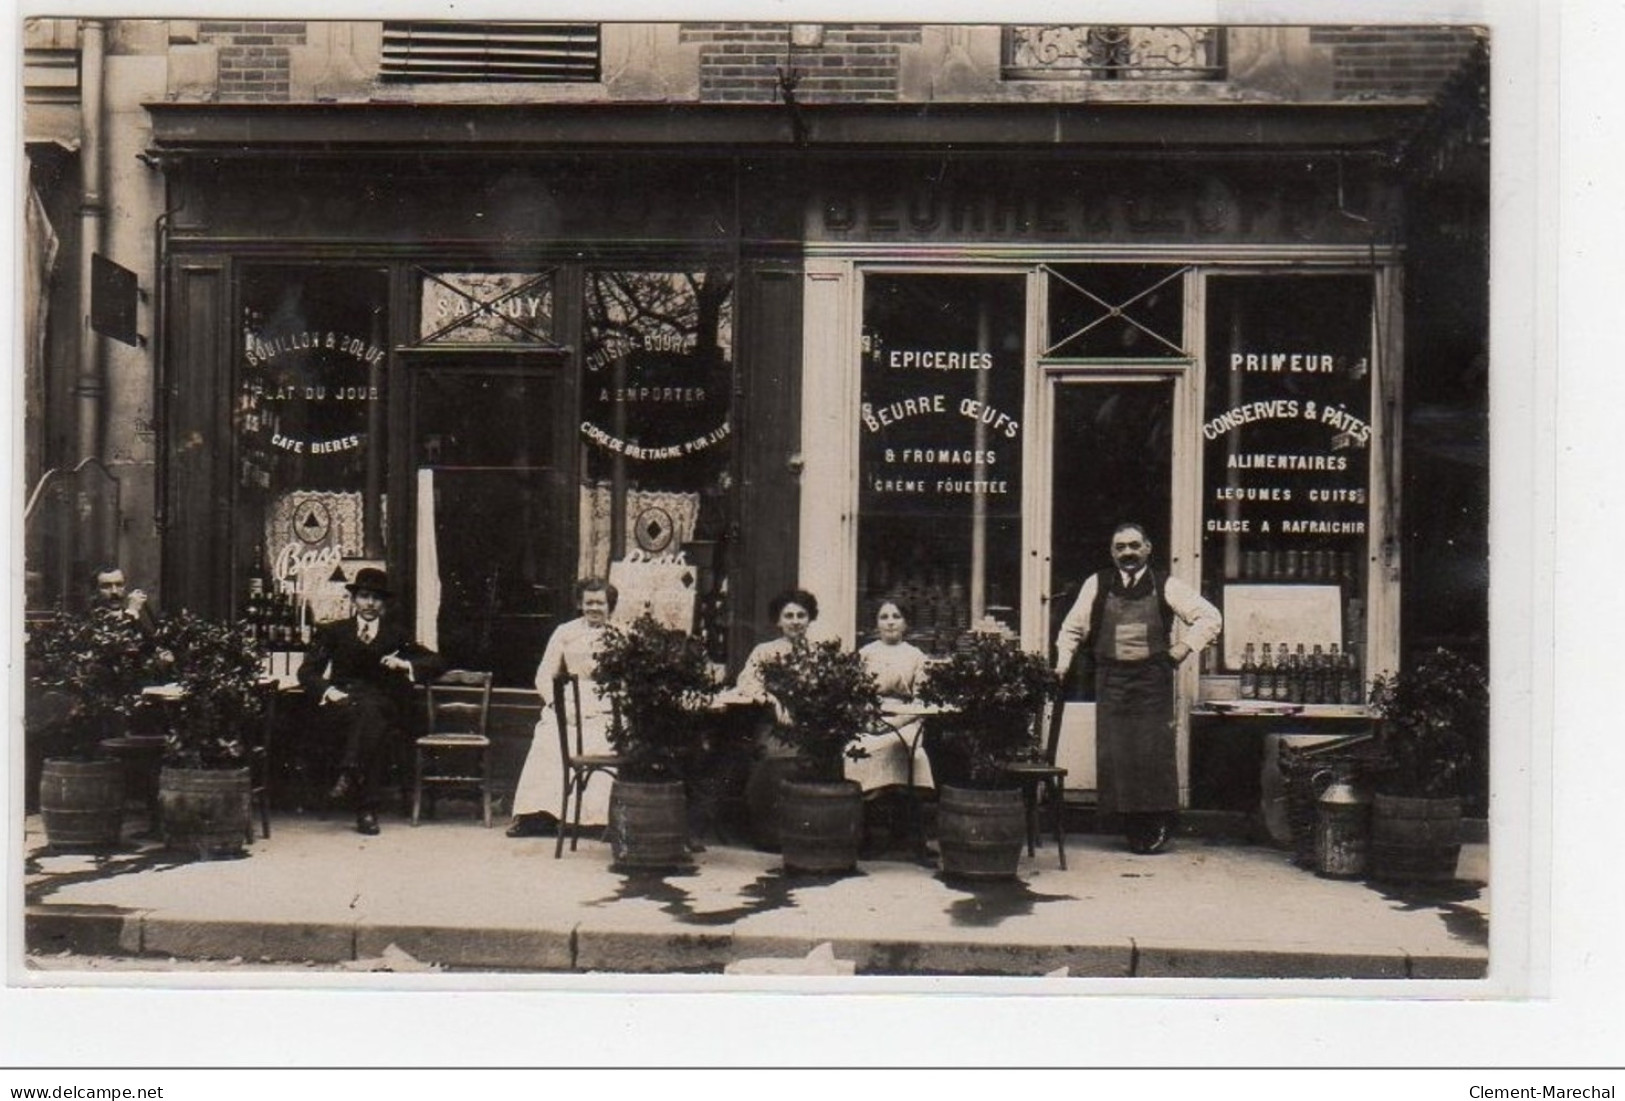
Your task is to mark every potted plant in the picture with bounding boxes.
[918,632,1060,880]
[25,609,173,849]
[1366,647,1489,883]
[150,611,268,858]
[593,614,716,869]
[756,640,884,874]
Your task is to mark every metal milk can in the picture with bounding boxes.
[1313,771,1372,878]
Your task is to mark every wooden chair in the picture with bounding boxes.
[413,670,495,827]
[553,672,626,858]
[1000,695,1069,870]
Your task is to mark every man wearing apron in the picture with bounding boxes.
[1053,523,1222,853]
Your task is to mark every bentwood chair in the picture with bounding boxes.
[413,670,495,827]
[999,695,1069,870]
[553,672,627,858]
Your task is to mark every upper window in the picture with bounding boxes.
[1043,264,1188,359]
[380,22,601,84]
[1003,26,1225,82]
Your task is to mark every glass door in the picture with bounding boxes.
[1044,375,1176,792]
[407,363,572,686]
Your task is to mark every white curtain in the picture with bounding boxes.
[416,469,441,650]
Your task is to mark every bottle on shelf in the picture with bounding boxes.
[1274,643,1292,701]
[1340,646,1363,705]
[1291,643,1308,702]
[1309,644,1327,703]
[1239,643,1258,700]
[1258,643,1276,700]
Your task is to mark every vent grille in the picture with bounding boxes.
[380,22,600,84]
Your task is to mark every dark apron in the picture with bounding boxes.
[1093,578,1179,815]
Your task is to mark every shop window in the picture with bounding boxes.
[380,22,601,84]
[236,265,391,646]
[1043,263,1187,359]
[1201,274,1375,704]
[580,268,735,659]
[858,273,1027,654]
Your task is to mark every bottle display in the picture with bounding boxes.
[1238,643,1258,700]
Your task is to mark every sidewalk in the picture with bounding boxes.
[22,811,1488,980]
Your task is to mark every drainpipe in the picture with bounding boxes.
[73,18,107,463]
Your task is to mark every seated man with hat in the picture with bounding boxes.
[297,567,445,835]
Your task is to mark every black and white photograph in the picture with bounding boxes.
[7,0,1587,1073]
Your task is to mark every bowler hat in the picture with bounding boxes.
[346,567,393,598]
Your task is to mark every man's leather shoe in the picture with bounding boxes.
[355,811,380,836]
[329,772,355,803]
[505,813,557,838]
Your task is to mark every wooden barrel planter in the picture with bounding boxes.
[158,766,252,858]
[777,779,863,875]
[937,785,1026,881]
[1369,793,1462,883]
[39,758,125,850]
[608,779,692,871]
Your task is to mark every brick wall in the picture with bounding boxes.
[197,20,306,102]
[680,23,922,103]
[1310,25,1483,99]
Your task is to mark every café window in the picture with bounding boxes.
[1201,274,1375,704]
[580,268,735,657]
[857,273,1026,653]
[236,265,391,645]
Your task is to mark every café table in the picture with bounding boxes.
[875,699,949,859]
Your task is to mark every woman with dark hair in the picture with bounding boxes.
[506,577,619,838]
[735,587,819,706]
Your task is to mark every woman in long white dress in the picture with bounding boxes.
[851,599,935,795]
[506,578,617,837]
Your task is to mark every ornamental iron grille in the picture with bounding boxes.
[380,22,600,84]
[1042,264,1190,359]
[1003,26,1224,81]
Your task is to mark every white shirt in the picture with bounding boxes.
[1053,570,1223,675]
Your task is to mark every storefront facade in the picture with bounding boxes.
[25,21,1488,809]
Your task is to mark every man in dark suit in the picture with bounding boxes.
[92,565,162,637]
[297,568,445,835]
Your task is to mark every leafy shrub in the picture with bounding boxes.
[1368,647,1489,799]
[757,640,884,777]
[25,609,173,757]
[918,633,1059,784]
[593,615,716,780]
[154,611,267,769]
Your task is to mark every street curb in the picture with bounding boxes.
[24,905,1486,979]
